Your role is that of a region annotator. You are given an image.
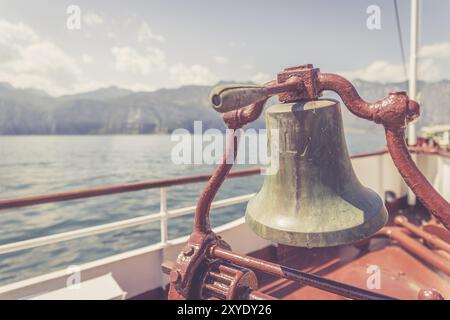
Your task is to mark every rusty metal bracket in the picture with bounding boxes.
[208,64,450,230]
[167,63,450,300]
[317,71,450,230]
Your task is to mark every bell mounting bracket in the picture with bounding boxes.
[164,63,450,301]
[276,64,322,102]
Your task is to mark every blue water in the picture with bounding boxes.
[0,131,385,285]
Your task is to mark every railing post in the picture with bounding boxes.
[160,187,169,245]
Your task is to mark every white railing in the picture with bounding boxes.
[0,189,255,255]
[1,147,417,257]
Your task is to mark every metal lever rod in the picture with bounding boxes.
[210,85,268,113]
[210,81,299,113]
[211,246,396,300]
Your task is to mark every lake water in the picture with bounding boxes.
[0,131,385,285]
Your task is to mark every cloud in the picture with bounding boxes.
[138,22,165,42]
[111,46,166,75]
[83,12,104,26]
[415,59,440,81]
[81,54,93,64]
[169,64,218,86]
[213,56,229,64]
[340,59,440,82]
[228,40,246,48]
[119,82,156,92]
[341,41,450,83]
[340,60,406,82]
[0,19,87,95]
[249,72,271,84]
[106,32,116,40]
[420,42,450,59]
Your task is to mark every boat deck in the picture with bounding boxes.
[1,147,449,300]
[255,241,449,299]
[150,204,450,300]
[253,205,450,300]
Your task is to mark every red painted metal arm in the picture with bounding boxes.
[318,72,450,230]
[196,83,274,229]
[318,73,419,127]
[386,129,450,230]
[170,99,268,298]
[194,98,268,233]
[193,130,239,233]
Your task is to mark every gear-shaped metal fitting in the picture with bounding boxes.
[199,261,258,300]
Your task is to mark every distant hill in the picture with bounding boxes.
[0,80,449,134]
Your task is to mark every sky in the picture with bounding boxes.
[0,0,449,96]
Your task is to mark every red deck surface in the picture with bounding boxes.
[257,241,450,300]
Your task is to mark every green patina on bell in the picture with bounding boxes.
[245,99,388,247]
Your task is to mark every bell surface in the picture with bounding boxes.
[245,99,388,247]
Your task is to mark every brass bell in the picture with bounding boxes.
[245,99,388,247]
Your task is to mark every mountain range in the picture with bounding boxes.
[0,79,449,135]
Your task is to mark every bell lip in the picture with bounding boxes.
[245,206,388,248]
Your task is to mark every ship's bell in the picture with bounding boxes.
[245,99,388,247]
